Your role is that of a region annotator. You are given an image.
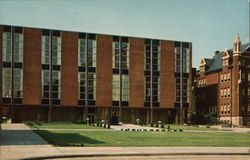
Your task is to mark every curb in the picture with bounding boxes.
[20,152,250,160]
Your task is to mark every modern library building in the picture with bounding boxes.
[0,25,192,124]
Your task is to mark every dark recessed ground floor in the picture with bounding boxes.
[1,105,189,124]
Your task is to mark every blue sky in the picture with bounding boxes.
[0,0,249,67]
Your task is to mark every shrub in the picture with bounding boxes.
[73,117,86,124]
[190,112,218,125]
[26,122,34,126]
[161,124,164,128]
[36,122,42,126]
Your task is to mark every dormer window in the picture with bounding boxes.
[222,50,229,66]
[199,58,206,73]
[222,59,228,66]
[200,66,205,72]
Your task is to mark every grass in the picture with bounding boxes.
[147,124,219,131]
[25,122,107,129]
[35,130,250,147]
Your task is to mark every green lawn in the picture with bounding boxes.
[25,122,107,129]
[35,130,250,147]
[147,124,219,131]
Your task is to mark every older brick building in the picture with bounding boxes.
[0,25,192,124]
[195,33,250,126]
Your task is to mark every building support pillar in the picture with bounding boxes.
[48,106,52,122]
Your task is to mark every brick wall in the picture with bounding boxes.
[160,41,175,108]
[96,35,112,107]
[23,28,42,105]
[61,31,78,106]
[129,38,144,108]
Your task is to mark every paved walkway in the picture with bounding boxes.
[0,124,250,160]
[210,125,250,133]
[0,124,63,160]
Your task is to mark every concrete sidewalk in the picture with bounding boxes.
[0,124,250,160]
[210,125,250,133]
[0,124,63,160]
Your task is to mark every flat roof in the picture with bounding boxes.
[0,24,192,44]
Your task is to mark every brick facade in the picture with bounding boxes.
[195,33,250,126]
[23,28,42,105]
[129,38,144,108]
[96,35,112,107]
[61,31,78,106]
[0,25,192,124]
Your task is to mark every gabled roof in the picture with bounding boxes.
[206,52,223,73]
[205,42,250,73]
[204,58,214,66]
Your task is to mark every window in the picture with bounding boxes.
[183,78,189,103]
[144,39,160,105]
[152,45,160,71]
[221,105,223,114]
[13,69,23,98]
[145,49,151,70]
[223,89,227,98]
[42,33,61,65]
[112,74,120,101]
[112,41,120,69]
[227,73,230,81]
[175,47,181,72]
[221,73,224,82]
[2,29,23,100]
[145,75,151,102]
[13,33,23,63]
[176,78,180,102]
[221,89,223,98]
[122,74,129,101]
[88,73,96,100]
[112,37,129,102]
[51,71,60,99]
[41,31,61,103]
[2,32,12,62]
[51,36,61,65]
[87,39,96,67]
[42,35,51,65]
[2,68,12,98]
[121,42,129,69]
[222,59,228,66]
[183,48,190,73]
[227,103,230,114]
[224,105,227,114]
[152,76,160,102]
[78,72,86,100]
[227,88,230,97]
[224,74,227,82]
[42,70,50,99]
[78,38,86,66]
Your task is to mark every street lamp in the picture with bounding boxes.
[86,117,90,125]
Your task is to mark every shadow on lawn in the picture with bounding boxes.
[0,130,49,146]
[35,130,105,146]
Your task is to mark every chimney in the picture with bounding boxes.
[214,50,220,55]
